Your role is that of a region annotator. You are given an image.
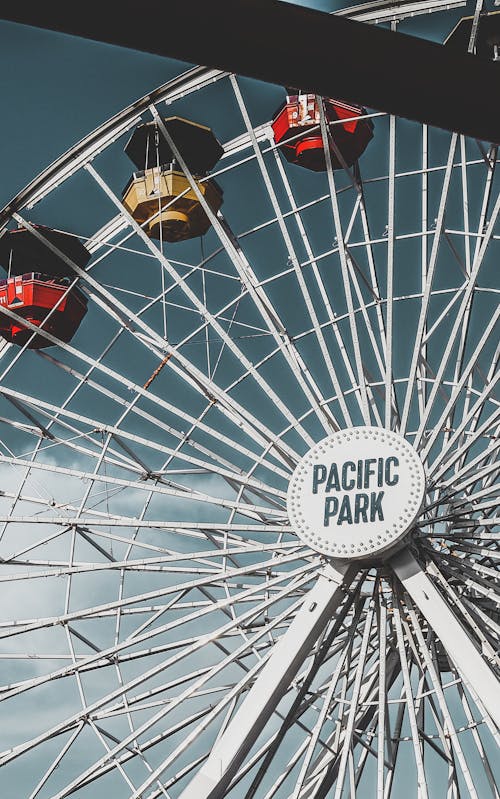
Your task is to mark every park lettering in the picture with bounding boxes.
[311,457,399,527]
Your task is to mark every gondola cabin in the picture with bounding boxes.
[272,93,373,171]
[123,117,224,243]
[0,226,91,348]
[122,167,223,242]
[0,273,88,349]
[0,225,91,277]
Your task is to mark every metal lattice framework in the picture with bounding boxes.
[0,3,498,797]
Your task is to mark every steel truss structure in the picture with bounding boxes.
[0,3,498,797]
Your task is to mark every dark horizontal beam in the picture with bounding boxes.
[2,0,500,142]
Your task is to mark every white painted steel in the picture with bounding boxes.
[178,564,355,799]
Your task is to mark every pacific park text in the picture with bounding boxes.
[311,457,399,527]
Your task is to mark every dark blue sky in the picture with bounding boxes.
[0,20,188,206]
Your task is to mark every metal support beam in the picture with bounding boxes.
[391,548,500,729]
[1,1,500,141]
[179,563,356,799]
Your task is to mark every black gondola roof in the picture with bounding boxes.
[0,226,91,278]
[124,117,224,174]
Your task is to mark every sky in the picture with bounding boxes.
[0,20,189,207]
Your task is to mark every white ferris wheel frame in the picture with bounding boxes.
[0,2,498,797]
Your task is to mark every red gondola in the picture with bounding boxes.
[0,273,88,349]
[272,93,373,172]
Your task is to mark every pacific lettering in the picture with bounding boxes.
[312,464,327,494]
[326,463,340,492]
[341,461,356,491]
[385,456,399,486]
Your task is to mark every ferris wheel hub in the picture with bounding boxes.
[287,427,426,561]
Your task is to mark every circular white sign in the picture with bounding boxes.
[287,427,426,560]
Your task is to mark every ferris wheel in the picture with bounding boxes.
[0,2,498,798]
